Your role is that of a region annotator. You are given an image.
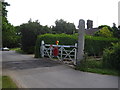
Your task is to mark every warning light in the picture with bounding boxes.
[56,40,59,45]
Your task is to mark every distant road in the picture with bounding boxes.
[2,51,119,88]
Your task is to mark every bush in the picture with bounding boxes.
[19,20,42,54]
[94,27,113,37]
[35,34,119,58]
[103,42,120,70]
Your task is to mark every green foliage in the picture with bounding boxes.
[94,27,113,37]
[2,1,20,48]
[118,25,120,29]
[2,23,19,48]
[85,35,119,56]
[52,19,77,34]
[19,19,52,54]
[112,23,120,38]
[10,48,20,51]
[2,76,18,88]
[103,42,120,70]
[97,24,120,38]
[35,34,119,58]
[19,20,41,54]
[75,57,118,76]
[98,25,113,31]
[78,59,102,69]
[15,48,26,54]
[76,66,118,76]
[1,2,10,18]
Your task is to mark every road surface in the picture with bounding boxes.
[2,51,119,88]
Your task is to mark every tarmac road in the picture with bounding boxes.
[2,51,119,88]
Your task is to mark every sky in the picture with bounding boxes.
[118,1,120,25]
[5,0,120,28]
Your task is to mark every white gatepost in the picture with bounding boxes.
[74,43,77,65]
[40,40,45,57]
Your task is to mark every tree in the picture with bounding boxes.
[2,23,19,48]
[52,19,76,34]
[98,25,113,31]
[2,2,10,17]
[2,1,19,48]
[41,25,52,34]
[94,27,113,37]
[19,19,52,53]
[112,23,120,38]
[118,25,120,30]
[97,24,120,38]
[19,19,41,53]
[0,2,2,48]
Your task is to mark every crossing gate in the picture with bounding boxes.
[40,41,77,65]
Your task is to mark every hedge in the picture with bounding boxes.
[35,33,119,58]
[84,36,119,56]
[103,42,120,70]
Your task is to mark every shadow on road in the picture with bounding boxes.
[3,58,61,70]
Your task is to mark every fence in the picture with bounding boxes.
[40,40,77,65]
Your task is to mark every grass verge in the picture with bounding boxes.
[0,76,2,89]
[10,48,20,51]
[2,76,18,88]
[10,48,26,54]
[75,66,118,76]
[15,48,26,54]
[75,57,119,76]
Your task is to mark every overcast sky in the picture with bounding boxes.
[118,1,120,25]
[5,0,120,28]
